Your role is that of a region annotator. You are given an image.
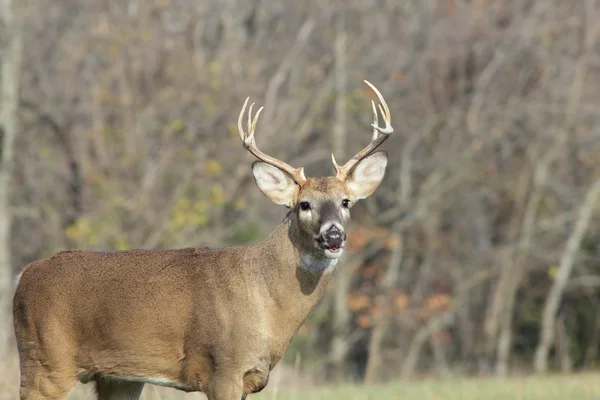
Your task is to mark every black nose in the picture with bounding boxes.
[322,226,345,248]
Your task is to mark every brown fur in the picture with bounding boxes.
[12,176,361,400]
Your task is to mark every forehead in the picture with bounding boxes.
[299,177,347,200]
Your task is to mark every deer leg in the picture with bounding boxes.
[207,375,245,400]
[95,378,145,400]
[18,364,76,400]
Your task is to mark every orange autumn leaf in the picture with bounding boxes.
[347,227,369,252]
[386,235,402,250]
[348,293,371,312]
[395,294,410,311]
[424,294,452,312]
[417,308,434,322]
[356,314,372,328]
[362,264,378,279]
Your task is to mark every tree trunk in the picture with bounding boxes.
[556,314,573,373]
[0,0,23,359]
[532,6,598,374]
[431,334,451,378]
[533,177,600,373]
[327,11,350,381]
[482,166,531,371]
[363,237,404,383]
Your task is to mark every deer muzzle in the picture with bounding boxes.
[317,224,346,258]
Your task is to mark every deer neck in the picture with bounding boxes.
[254,214,336,357]
[258,212,338,286]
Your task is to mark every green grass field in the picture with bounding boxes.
[253,374,600,400]
[3,371,599,399]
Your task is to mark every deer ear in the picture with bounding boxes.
[252,162,299,207]
[345,151,388,201]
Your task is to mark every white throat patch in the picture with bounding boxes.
[300,251,340,273]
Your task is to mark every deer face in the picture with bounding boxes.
[238,80,392,261]
[251,151,388,259]
[295,177,351,259]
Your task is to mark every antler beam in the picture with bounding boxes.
[332,80,393,181]
[238,98,307,186]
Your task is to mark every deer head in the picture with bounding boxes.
[238,80,393,262]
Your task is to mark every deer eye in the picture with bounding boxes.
[342,199,350,208]
[299,201,311,211]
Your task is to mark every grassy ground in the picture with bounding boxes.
[252,374,600,400]
[4,372,600,399]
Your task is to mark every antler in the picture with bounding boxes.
[238,97,307,186]
[332,80,394,181]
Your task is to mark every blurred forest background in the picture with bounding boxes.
[3,0,600,395]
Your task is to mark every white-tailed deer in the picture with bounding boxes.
[13,81,393,400]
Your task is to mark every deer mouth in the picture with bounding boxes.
[318,242,344,259]
[313,238,345,258]
[323,246,344,259]
[315,240,344,252]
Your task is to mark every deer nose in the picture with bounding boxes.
[321,226,345,249]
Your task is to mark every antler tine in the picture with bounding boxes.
[371,100,379,141]
[332,80,394,181]
[237,98,307,185]
[368,81,393,135]
[247,102,255,141]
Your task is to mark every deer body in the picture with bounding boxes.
[14,217,333,397]
[13,81,393,400]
